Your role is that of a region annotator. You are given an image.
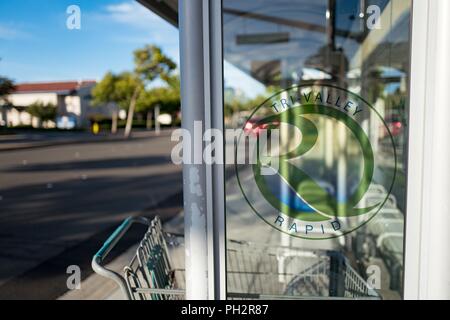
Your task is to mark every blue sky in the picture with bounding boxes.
[0,0,264,97]
[0,0,179,83]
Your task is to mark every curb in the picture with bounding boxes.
[0,130,173,152]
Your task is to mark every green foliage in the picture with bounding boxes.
[92,45,179,114]
[133,45,178,114]
[224,91,267,117]
[1,57,15,105]
[164,74,180,92]
[91,72,117,106]
[136,85,180,114]
[134,45,176,83]
[27,101,57,121]
[92,72,143,110]
[0,76,15,104]
[223,83,283,118]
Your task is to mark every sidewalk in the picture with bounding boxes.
[59,245,137,300]
[56,164,342,300]
[59,213,185,300]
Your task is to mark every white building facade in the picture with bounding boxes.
[1,80,116,129]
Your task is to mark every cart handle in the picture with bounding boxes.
[92,216,151,300]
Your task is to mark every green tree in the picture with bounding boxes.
[224,90,267,123]
[92,45,176,137]
[0,59,15,128]
[126,45,176,136]
[91,72,118,107]
[0,76,15,105]
[91,72,143,133]
[136,74,180,115]
[162,73,180,94]
[27,101,57,126]
[137,86,180,114]
[93,72,144,110]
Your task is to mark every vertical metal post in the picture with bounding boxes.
[328,251,345,297]
[154,105,160,134]
[207,0,226,300]
[179,0,226,300]
[404,0,450,299]
[179,0,209,300]
[111,110,118,134]
[146,111,152,129]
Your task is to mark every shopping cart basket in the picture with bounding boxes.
[92,216,380,300]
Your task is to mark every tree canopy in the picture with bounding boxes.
[27,101,57,121]
[0,76,15,105]
[92,45,179,114]
[136,84,180,114]
[92,71,144,110]
[134,45,176,83]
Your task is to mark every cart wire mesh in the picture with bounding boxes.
[92,216,380,300]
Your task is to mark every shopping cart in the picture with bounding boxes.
[92,216,185,300]
[92,216,380,300]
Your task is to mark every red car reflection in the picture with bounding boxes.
[243,117,279,136]
[385,116,403,137]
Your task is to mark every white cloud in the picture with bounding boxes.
[0,24,28,40]
[105,1,164,29]
[100,1,179,63]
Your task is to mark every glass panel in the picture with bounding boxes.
[223,0,410,299]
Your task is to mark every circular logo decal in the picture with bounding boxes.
[235,84,397,239]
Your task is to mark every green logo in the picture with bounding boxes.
[235,85,397,239]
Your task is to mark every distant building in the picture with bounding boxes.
[0,80,117,128]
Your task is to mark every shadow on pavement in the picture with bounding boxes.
[0,190,183,300]
[3,155,173,172]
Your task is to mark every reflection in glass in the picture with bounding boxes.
[223,0,410,299]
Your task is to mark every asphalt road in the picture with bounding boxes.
[0,130,182,299]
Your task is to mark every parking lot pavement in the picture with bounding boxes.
[0,129,168,152]
[0,129,182,299]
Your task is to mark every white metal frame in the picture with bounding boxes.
[203,0,226,300]
[404,0,450,299]
[179,0,450,300]
[179,0,226,300]
[179,0,209,300]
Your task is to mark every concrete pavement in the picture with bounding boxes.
[0,129,166,152]
[0,129,182,299]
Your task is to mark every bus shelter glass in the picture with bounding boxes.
[223,0,410,299]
